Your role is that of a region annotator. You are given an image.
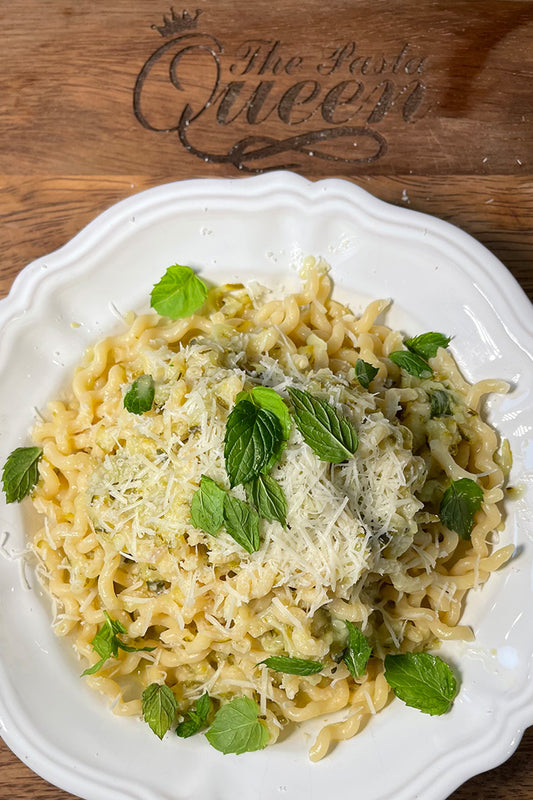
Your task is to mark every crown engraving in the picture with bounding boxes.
[152,8,202,37]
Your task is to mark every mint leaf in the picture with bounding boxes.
[259,655,323,675]
[195,690,211,720]
[176,692,211,738]
[236,387,291,471]
[81,612,154,676]
[2,446,42,503]
[241,387,292,441]
[389,351,432,379]
[92,614,126,657]
[81,613,123,675]
[190,475,226,536]
[142,683,178,739]
[224,400,283,487]
[430,389,452,418]
[342,621,372,679]
[82,656,108,676]
[176,714,203,739]
[355,359,379,389]
[205,697,269,754]
[405,332,451,359]
[150,265,208,319]
[124,374,155,415]
[223,494,260,553]
[245,474,287,526]
[287,388,358,463]
[384,652,458,715]
[439,478,483,540]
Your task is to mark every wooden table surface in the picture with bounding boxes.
[1,1,532,798]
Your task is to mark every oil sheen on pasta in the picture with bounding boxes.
[30,258,512,760]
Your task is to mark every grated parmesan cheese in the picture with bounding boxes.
[87,335,427,629]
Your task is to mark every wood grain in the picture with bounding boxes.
[0,0,532,798]
[1,0,532,175]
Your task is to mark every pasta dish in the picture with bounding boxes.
[10,257,512,759]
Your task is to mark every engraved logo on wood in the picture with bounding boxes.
[134,8,428,172]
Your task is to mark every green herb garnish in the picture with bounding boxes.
[176,692,211,738]
[430,389,452,418]
[205,697,269,754]
[81,612,155,676]
[190,475,226,536]
[384,652,458,715]
[150,264,208,319]
[287,388,358,463]
[342,621,372,679]
[123,374,155,415]
[236,386,292,471]
[355,359,379,389]
[245,474,287,526]
[223,494,261,553]
[142,683,178,739]
[237,386,292,441]
[259,655,323,675]
[2,446,42,503]
[224,400,283,487]
[389,351,432,379]
[405,332,451,359]
[439,478,483,540]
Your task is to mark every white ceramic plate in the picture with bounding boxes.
[1,172,532,800]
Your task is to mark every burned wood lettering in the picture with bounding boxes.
[134,11,429,171]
